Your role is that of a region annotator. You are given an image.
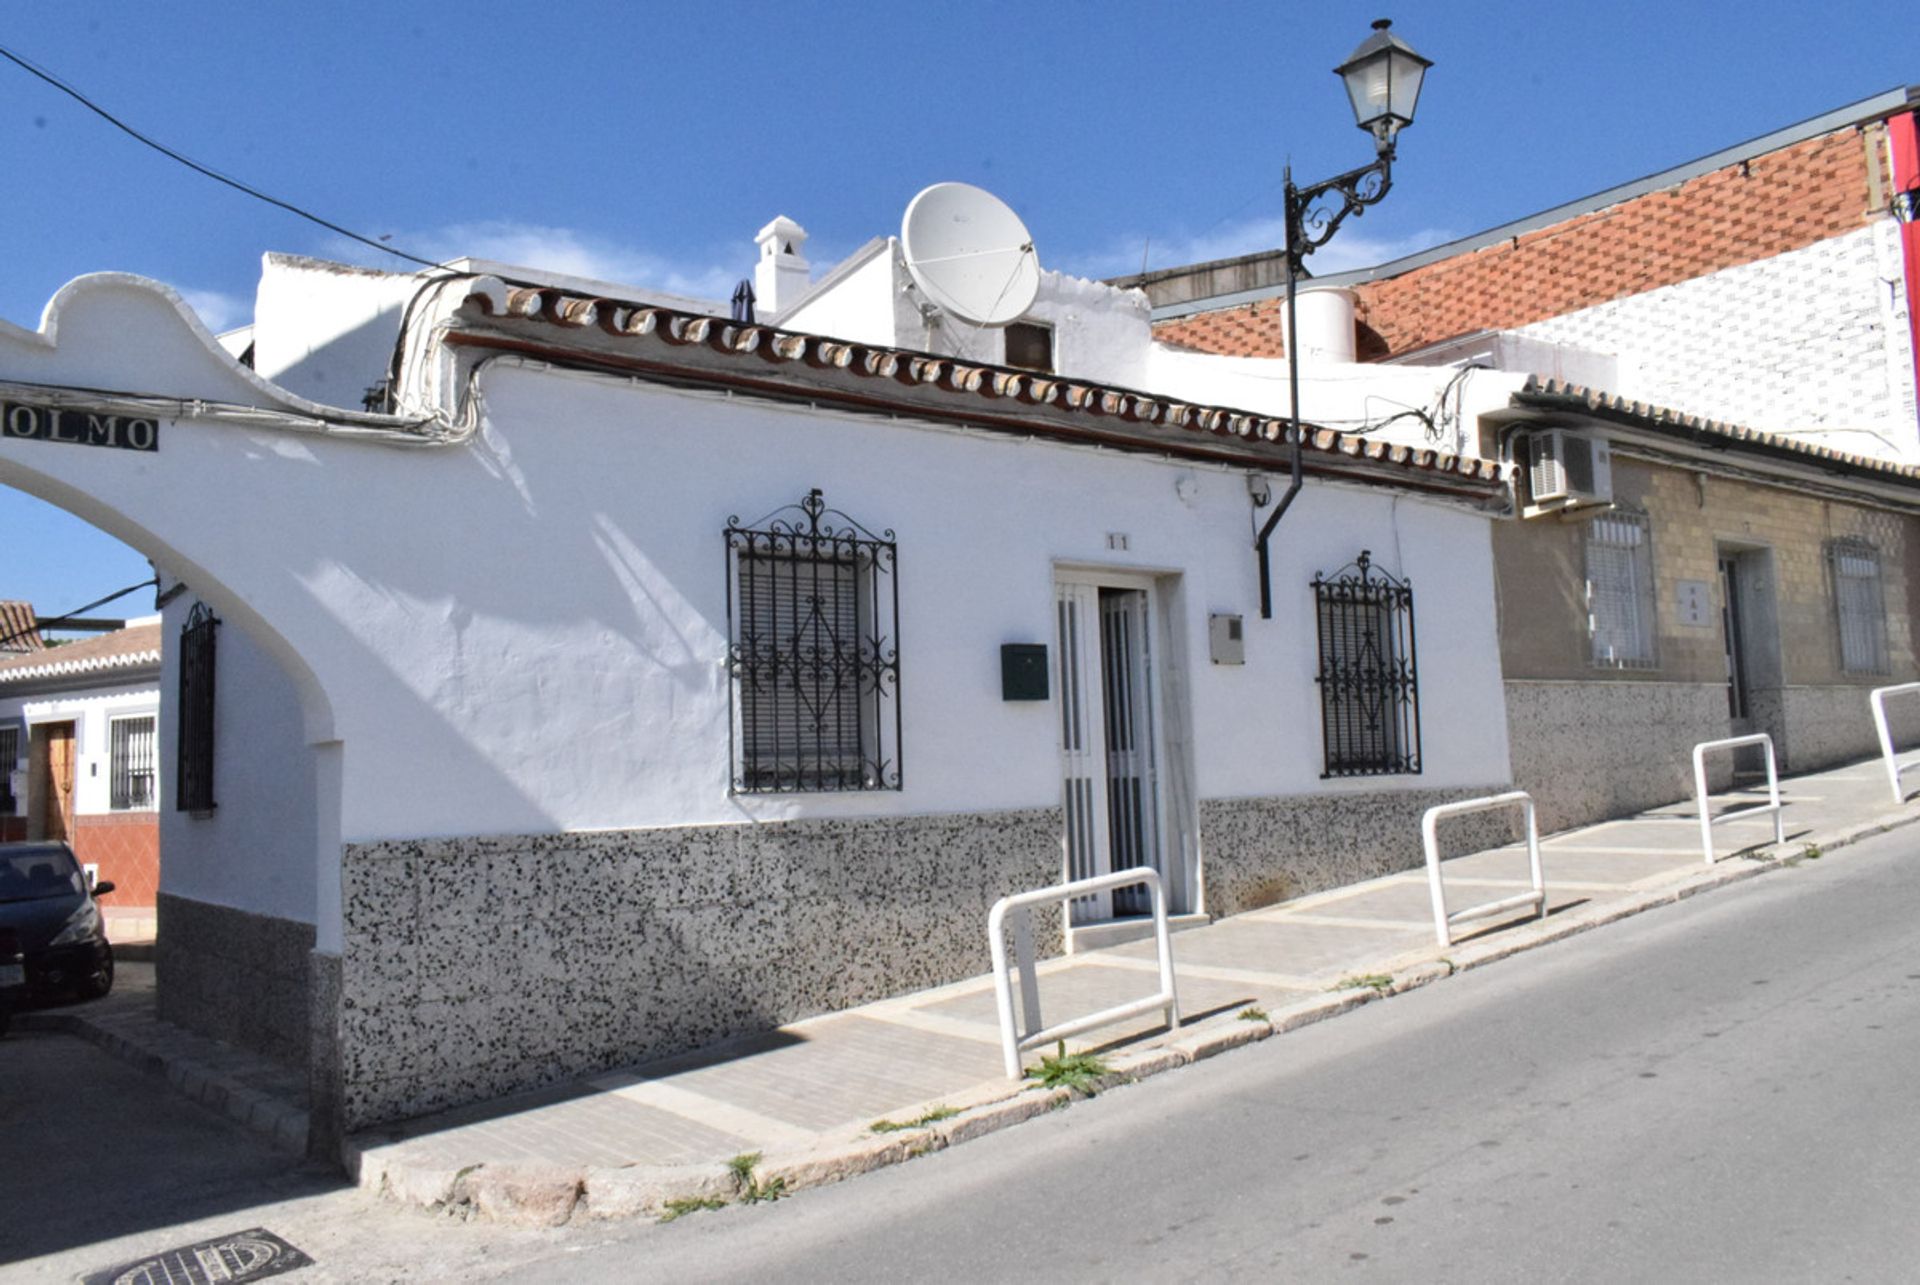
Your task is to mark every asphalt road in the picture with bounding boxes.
[541,825,1920,1283]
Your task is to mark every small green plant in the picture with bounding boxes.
[659,1195,727,1222]
[726,1152,787,1204]
[1026,1040,1110,1093]
[1237,1006,1269,1022]
[1333,973,1394,994]
[1801,843,1823,860]
[870,1105,960,1134]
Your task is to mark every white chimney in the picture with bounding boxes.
[754,216,811,319]
[1284,285,1358,364]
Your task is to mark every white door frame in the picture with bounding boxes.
[1054,568,1175,926]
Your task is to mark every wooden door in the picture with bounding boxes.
[33,722,75,843]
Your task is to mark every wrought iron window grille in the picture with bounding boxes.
[176,602,218,813]
[724,488,902,794]
[109,715,157,811]
[1312,550,1421,778]
[1586,506,1658,670]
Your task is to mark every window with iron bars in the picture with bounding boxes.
[1587,507,1658,669]
[176,602,218,813]
[1312,551,1421,778]
[110,714,157,810]
[1829,537,1890,675]
[724,488,902,793]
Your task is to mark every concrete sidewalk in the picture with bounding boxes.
[36,754,1918,1226]
[332,753,1919,1225]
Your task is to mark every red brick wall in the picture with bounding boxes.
[1155,125,1888,360]
[69,812,159,908]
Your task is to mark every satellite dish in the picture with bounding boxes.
[901,182,1041,327]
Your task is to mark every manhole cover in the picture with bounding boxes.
[83,1228,312,1285]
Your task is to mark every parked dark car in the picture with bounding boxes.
[0,842,115,1023]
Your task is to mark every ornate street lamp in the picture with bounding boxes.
[1257,19,1433,618]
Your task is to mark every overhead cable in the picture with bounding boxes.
[0,43,449,271]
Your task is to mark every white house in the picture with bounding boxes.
[0,616,162,907]
[0,218,1514,1150]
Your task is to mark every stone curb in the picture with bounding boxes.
[352,802,1920,1227]
[19,1008,309,1155]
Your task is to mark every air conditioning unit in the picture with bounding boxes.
[1524,429,1613,516]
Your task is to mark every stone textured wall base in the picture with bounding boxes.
[155,893,315,1069]
[339,807,1063,1130]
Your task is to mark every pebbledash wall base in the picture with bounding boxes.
[335,808,1063,1129]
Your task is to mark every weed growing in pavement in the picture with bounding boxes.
[870,1105,961,1134]
[1333,973,1394,994]
[1237,1006,1269,1022]
[660,1195,728,1222]
[727,1152,787,1204]
[1801,843,1823,860]
[1026,1041,1110,1093]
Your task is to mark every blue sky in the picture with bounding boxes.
[3,0,1916,618]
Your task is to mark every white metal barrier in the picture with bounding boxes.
[1692,733,1784,864]
[987,868,1180,1079]
[1871,683,1920,805]
[1420,791,1546,948]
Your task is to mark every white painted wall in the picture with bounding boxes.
[0,677,159,817]
[251,254,418,409]
[157,590,318,924]
[1518,226,1920,459]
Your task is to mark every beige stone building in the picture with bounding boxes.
[1487,379,1920,831]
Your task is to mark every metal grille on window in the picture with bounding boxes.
[110,715,157,810]
[1312,551,1421,778]
[177,602,218,813]
[725,488,901,793]
[1587,508,1657,668]
[1830,537,1889,675]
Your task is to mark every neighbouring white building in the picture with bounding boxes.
[0,616,162,905]
[0,211,1519,1152]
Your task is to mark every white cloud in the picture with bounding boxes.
[337,221,743,303]
[1061,215,1458,282]
[178,287,250,334]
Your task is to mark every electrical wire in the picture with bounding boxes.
[0,43,449,271]
[0,578,159,650]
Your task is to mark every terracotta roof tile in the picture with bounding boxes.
[0,622,160,685]
[0,601,41,653]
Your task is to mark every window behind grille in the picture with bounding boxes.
[177,602,218,813]
[1587,509,1657,668]
[725,489,901,793]
[1830,538,1889,675]
[111,715,157,810]
[1312,551,1421,778]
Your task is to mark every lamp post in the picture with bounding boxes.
[1257,18,1433,619]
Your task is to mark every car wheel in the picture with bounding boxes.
[75,950,113,1001]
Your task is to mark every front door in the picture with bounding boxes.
[29,721,75,843]
[1719,556,1750,727]
[1056,577,1165,925]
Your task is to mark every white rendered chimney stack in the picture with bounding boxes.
[753,216,811,319]
[1284,285,1358,364]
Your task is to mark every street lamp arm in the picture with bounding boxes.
[1285,147,1395,274]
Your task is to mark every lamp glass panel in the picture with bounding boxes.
[1384,49,1426,124]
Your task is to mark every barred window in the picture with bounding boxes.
[1587,508,1657,668]
[724,488,901,793]
[0,725,17,815]
[176,602,218,813]
[1830,538,1889,675]
[1312,551,1421,778]
[110,715,157,810]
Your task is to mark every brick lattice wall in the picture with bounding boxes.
[1154,126,1887,362]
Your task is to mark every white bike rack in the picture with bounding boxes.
[1420,791,1546,948]
[1870,682,1920,805]
[987,868,1180,1079]
[1692,733,1784,864]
